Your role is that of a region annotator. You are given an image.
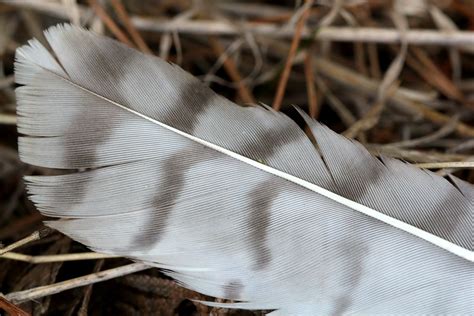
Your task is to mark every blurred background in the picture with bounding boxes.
[0,0,473,315]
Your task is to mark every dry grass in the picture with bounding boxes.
[0,0,473,315]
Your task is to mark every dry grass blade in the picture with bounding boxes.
[0,252,119,263]
[4,1,474,46]
[368,146,471,163]
[109,0,152,54]
[304,47,319,118]
[430,5,474,53]
[0,296,30,316]
[415,161,474,169]
[208,37,255,104]
[87,0,134,47]
[344,11,409,139]
[343,83,399,139]
[0,113,16,125]
[132,18,474,46]
[77,259,104,316]
[386,116,459,148]
[407,100,474,137]
[409,47,466,104]
[0,228,52,255]
[5,263,151,304]
[309,58,474,137]
[272,0,314,111]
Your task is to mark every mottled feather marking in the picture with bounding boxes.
[58,35,132,203]
[248,180,282,270]
[132,82,216,249]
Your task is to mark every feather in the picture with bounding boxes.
[15,24,473,315]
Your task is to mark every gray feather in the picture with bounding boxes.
[15,24,473,315]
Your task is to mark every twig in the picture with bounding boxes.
[77,259,104,316]
[61,0,81,25]
[344,12,409,139]
[343,83,399,139]
[385,116,458,148]
[304,48,319,118]
[0,228,52,255]
[1,252,119,263]
[273,0,314,110]
[407,100,474,137]
[0,113,16,125]
[408,47,465,103]
[367,43,381,79]
[265,37,474,137]
[449,139,474,153]
[415,161,474,169]
[5,1,474,47]
[172,30,183,65]
[5,262,151,303]
[109,0,152,54]
[87,0,134,47]
[0,296,30,316]
[340,9,368,76]
[431,4,474,54]
[132,19,474,48]
[208,37,255,104]
[158,8,195,61]
[368,145,470,163]
[308,58,474,137]
[318,0,343,28]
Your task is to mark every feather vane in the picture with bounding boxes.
[15,25,473,315]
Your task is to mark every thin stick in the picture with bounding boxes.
[87,0,134,47]
[1,252,119,263]
[415,161,474,169]
[304,48,319,118]
[368,145,470,163]
[208,37,255,104]
[408,100,474,137]
[307,58,474,137]
[132,19,474,47]
[385,116,458,148]
[77,259,104,315]
[343,85,396,139]
[409,47,465,103]
[273,0,314,110]
[0,228,52,255]
[344,9,409,139]
[0,113,16,125]
[0,296,30,316]
[264,37,474,137]
[4,1,474,47]
[367,43,381,79]
[5,262,151,303]
[109,0,152,54]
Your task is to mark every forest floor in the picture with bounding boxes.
[0,0,473,315]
